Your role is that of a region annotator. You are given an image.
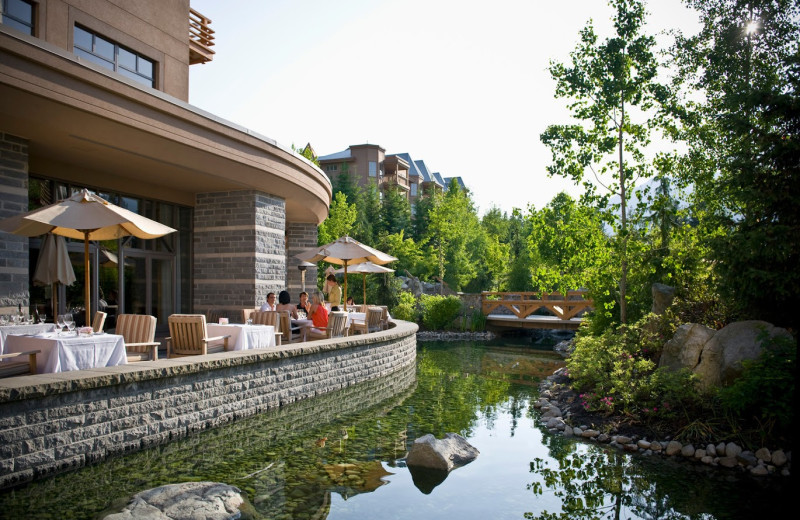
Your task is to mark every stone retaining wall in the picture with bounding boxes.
[0,321,418,490]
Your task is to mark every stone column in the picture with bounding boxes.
[193,191,285,319]
[0,133,30,315]
[286,222,318,297]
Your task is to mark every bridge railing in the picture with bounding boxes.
[481,290,593,321]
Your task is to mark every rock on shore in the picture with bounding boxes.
[535,368,792,478]
[103,482,245,520]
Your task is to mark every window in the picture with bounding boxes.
[73,25,155,88]
[325,164,338,173]
[1,0,34,35]
[369,161,377,177]
[410,183,418,196]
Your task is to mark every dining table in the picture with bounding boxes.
[2,331,127,374]
[206,323,276,351]
[0,323,55,355]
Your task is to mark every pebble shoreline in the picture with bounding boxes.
[536,367,792,478]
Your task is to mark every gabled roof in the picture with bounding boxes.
[394,153,422,179]
[413,160,435,183]
[318,149,352,162]
[432,171,446,187]
[444,176,466,191]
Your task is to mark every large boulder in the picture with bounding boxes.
[406,433,479,472]
[659,323,716,372]
[693,321,791,389]
[103,482,244,520]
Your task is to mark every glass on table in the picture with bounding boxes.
[64,314,76,335]
[56,314,66,335]
[0,314,8,326]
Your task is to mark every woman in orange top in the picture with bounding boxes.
[310,291,329,329]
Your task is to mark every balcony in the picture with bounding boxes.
[189,8,215,65]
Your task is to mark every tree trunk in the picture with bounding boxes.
[619,97,628,324]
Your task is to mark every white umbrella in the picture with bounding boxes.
[334,262,395,306]
[296,235,397,310]
[0,189,176,325]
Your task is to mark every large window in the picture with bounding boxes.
[1,0,34,35]
[73,25,155,88]
[369,161,378,177]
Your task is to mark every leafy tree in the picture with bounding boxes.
[412,184,437,241]
[505,208,535,291]
[318,192,356,245]
[540,0,668,323]
[671,0,800,329]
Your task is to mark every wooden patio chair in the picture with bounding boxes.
[278,311,304,343]
[377,305,390,330]
[92,311,107,333]
[252,310,283,345]
[116,314,159,362]
[0,350,40,378]
[350,307,383,335]
[242,307,258,324]
[308,311,349,340]
[166,314,230,358]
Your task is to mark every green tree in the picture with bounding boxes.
[540,0,668,324]
[380,185,412,236]
[318,192,356,245]
[672,0,800,329]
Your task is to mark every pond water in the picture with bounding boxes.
[0,340,791,519]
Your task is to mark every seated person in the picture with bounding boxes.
[260,292,276,311]
[309,291,329,329]
[346,296,355,309]
[296,291,311,316]
[276,290,298,319]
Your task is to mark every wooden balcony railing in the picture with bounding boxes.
[189,8,215,65]
[481,291,593,321]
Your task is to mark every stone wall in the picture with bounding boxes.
[193,190,286,316]
[0,321,418,490]
[286,221,318,297]
[0,133,29,315]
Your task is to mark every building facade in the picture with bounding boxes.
[1,0,328,329]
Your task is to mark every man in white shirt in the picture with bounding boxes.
[260,292,277,311]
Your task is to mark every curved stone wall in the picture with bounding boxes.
[0,321,418,490]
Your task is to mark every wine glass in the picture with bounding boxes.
[64,314,75,335]
[38,313,46,324]
[56,314,66,335]
[0,314,8,326]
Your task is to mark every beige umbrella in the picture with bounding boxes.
[296,235,397,310]
[33,233,77,320]
[0,189,176,325]
[334,262,394,306]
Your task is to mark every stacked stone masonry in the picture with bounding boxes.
[0,133,30,314]
[0,321,418,490]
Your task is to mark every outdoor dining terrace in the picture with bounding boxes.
[0,316,417,490]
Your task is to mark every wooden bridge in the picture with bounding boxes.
[481,291,593,330]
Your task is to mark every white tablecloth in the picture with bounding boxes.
[1,323,56,355]
[206,323,275,350]
[2,332,127,373]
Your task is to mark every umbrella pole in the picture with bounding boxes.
[362,273,366,306]
[84,232,91,327]
[343,262,348,311]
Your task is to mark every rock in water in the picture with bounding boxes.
[406,433,479,472]
[103,482,244,520]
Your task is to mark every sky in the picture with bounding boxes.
[188,0,701,216]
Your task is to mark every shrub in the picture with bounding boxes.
[391,291,418,322]
[419,294,463,330]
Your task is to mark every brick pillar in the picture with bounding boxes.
[286,222,318,297]
[193,191,285,319]
[0,133,30,315]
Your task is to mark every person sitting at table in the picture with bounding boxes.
[296,291,311,315]
[275,290,298,319]
[260,292,277,311]
[309,291,329,330]
[346,296,355,309]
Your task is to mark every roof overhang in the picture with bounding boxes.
[0,28,331,224]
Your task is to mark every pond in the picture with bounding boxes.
[0,340,791,519]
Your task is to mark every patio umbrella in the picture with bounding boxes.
[32,233,77,320]
[0,189,176,325]
[334,262,394,306]
[296,235,397,310]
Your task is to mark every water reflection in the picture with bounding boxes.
[0,342,790,519]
